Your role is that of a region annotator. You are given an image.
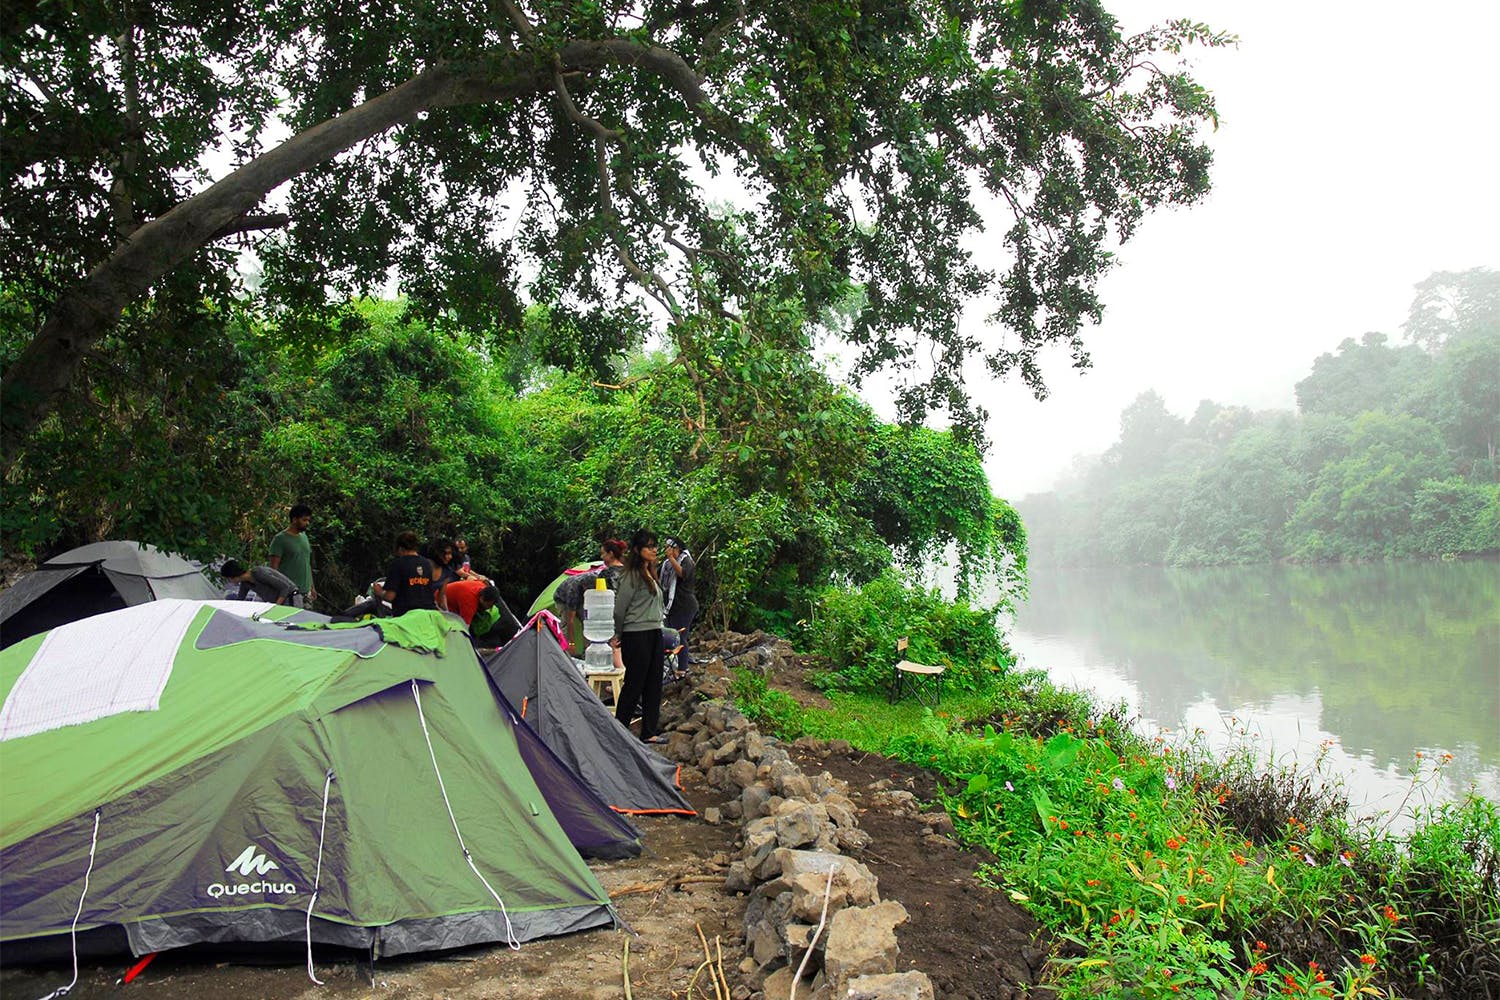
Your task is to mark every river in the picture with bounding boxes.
[1004,559,1500,825]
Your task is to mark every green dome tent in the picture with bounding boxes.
[527,562,601,656]
[0,601,618,968]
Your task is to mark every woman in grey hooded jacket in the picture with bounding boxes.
[610,529,665,742]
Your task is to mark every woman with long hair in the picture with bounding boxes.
[610,529,666,743]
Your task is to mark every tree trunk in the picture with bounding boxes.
[0,63,494,466]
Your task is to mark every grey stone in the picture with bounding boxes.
[844,971,935,1000]
[742,783,774,820]
[761,966,827,1000]
[727,758,760,791]
[779,772,814,800]
[743,816,778,855]
[822,901,909,997]
[924,811,955,837]
[775,801,829,849]
[714,738,742,763]
[744,729,767,761]
[752,843,787,880]
[768,759,801,785]
[835,827,872,852]
[810,772,845,798]
[666,731,696,761]
[870,789,917,812]
[765,850,879,917]
[725,860,754,893]
[722,799,744,821]
[704,806,723,825]
[822,794,859,829]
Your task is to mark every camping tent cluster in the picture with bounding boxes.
[0,546,694,977]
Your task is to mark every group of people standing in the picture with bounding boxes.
[369,532,515,639]
[221,507,699,747]
[222,508,513,638]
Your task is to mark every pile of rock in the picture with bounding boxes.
[657,654,935,1000]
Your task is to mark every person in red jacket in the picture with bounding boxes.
[443,578,501,625]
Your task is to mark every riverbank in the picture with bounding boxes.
[732,636,1500,999]
[1004,557,1500,822]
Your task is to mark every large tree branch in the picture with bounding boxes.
[1,60,538,463]
[1,34,740,466]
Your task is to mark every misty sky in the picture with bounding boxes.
[975,0,1500,499]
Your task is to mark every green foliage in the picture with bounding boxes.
[1410,478,1500,554]
[800,569,1010,695]
[857,425,1029,598]
[254,302,525,599]
[2,281,283,560]
[1025,271,1500,567]
[3,297,1027,625]
[4,0,1233,460]
[1282,412,1450,560]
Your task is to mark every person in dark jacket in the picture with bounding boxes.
[609,530,665,743]
[220,560,299,606]
[660,537,698,678]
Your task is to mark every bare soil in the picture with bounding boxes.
[6,655,1055,1000]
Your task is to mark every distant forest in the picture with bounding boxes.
[1021,269,1499,567]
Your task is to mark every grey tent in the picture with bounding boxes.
[482,619,694,816]
[0,541,219,649]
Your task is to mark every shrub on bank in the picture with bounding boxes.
[801,570,1008,695]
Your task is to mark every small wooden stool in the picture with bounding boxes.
[890,636,945,707]
[587,670,625,705]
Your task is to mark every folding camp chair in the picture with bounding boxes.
[890,636,945,707]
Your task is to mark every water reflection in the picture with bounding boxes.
[1008,560,1500,820]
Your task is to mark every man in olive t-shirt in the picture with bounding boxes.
[269,503,315,608]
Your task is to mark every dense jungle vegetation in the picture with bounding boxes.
[0,296,1025,629]
[1021,269,1500,567]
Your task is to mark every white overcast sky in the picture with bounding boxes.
[962,0,1500,499]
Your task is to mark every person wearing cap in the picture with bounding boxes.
[221,560,300,606]
[660,537,698,678]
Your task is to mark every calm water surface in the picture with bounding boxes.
[1006,560,1500,824]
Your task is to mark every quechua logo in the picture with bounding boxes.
[206,844,297,898]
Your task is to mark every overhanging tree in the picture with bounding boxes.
[2,0,1229,466]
